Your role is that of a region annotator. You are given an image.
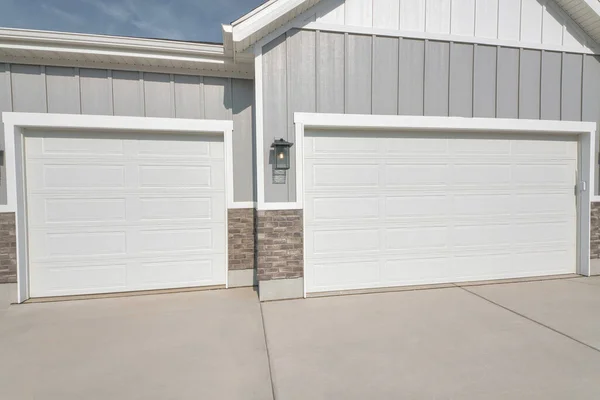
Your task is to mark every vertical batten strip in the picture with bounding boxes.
[41,66,48,113]
[169,74,176,118]
[107,70,114,115]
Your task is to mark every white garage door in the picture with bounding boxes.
[25,131,226,298]
[304,130,578,294]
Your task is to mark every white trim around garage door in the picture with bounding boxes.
[294,112,597,298]
[1,112,235,303]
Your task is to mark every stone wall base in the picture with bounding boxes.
[259,278,303,302]
[0,213,16,284]
[228,269,257,288]
[228,209,255,271]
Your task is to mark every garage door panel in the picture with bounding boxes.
[312,260,380,289]
[450,138,512,154]
[515,193,574,214]
[307,134,380,155]
[512,138,576,155]
[310,196,380,221]
[452,164,511,185]
[127,256,223,290]
[453,194,512,215]
[139,197,214,220]
[29,163,127,189]
[310,163,380,188]
[140,225,224,253]
[513,163,576,185]
[386,226,448,250]
[138,164,217,188]
[26,135,126,157]
[137,138,212,157]
[304,131,578,293]
[30,264,128,296]
[385,135,449,154]
[385,164,450,186]
[35,230,128,258]
[29,197,127,224]
[25,132,227,298]
[386,195,449,217]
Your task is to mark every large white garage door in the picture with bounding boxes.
[25,131,226,298]
[304,130,578,294]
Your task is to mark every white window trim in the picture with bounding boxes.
[1,112,235,303]
[294,112,597,298]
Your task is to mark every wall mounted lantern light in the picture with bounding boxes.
[271,138,294,170]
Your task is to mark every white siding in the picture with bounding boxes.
[314,0,594,52]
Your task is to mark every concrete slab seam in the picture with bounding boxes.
[455,284,600,354]
[259,302,277,400]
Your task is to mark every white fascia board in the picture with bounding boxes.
[585,0,600,15]
[0,42,228,65]
[0,27,255,75]
[231,0,309,43]
[294,113,597,134]
[0,27,225,56]
[232,0,280,25]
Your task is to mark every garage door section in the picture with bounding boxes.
[304,130,578,294]
[25,131,226,298]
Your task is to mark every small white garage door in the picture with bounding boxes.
[304,130,578,294]
[25,131,226,298]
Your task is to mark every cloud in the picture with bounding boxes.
[40,4,86,26]
[0,0,265,42]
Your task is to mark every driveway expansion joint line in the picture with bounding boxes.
[259,302,277,400]
[455,284,600,354]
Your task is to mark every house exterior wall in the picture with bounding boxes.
[0,63,256,284]
[0,63,255,203]
[309,0,596,53]
[261,29,600,203]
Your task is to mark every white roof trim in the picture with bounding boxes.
[0,27,254,78]
[0,28,225,56]
[231,0,306,43]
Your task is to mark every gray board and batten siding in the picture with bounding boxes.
[0,64,255,203]
[262,28,600,203]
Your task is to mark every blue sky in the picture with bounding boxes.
[0,0,265,42]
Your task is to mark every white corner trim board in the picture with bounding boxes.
[2,112,235,303]
[294,112,597,297]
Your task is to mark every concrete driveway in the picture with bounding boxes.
[2,276,600,399]
[0,288,273,400]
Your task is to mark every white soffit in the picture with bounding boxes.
[554,0,600,45]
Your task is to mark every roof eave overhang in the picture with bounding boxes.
[0,27,254,78]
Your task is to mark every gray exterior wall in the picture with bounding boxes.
[262,29,600,202]
[0,64,255,202]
